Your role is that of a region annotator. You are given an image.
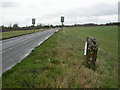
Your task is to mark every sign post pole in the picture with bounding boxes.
[61,16,64,29]
[32,18,35,32]
[32,18,35,27]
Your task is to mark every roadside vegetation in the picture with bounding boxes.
[1,29,47,40]
[2,26,118,88]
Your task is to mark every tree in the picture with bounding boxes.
[13,24,19,30]
[50,25,53,28]
[37,23,43,29]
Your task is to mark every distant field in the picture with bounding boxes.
[2,26,118,88]
[1,29,45,40]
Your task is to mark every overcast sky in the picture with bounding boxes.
[0,0,119,26]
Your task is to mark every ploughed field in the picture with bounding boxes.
[2,26,118,88]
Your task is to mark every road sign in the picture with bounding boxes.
[32,18,35,25]
[61,17,64,23]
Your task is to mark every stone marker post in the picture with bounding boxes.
[84,37,98,69]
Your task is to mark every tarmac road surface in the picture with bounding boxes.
[1,28,60,73]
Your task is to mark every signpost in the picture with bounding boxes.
[32,18,35,26]
[84,37,98,69]
[61,16,64,29]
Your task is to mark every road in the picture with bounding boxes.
[1,28,60,73]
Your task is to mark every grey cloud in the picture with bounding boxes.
[1,1,20,8]
[43,2,117,20]
[41,2,117,25]
[66,3,117,18]
[1,1,118,26]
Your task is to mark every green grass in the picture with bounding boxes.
[1,29,46,40]
[2,26,118,88]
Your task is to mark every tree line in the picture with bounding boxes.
[0,22,119,32]
[0,24,55,32]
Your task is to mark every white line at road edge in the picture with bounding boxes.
[3,29,60,73]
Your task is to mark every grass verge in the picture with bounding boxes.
[1,29,47,40]
[2,26,118,88]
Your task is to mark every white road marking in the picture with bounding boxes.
[2,28,60,73]
[3,63,16,72]
[2,38,34,54]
